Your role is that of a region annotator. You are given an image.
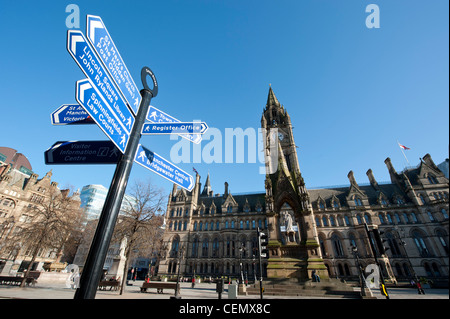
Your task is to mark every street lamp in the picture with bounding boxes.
[171,244,185,299]
[351,245,370,297]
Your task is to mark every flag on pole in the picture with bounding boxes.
[398,143,410,150]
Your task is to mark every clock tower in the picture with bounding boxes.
[261,86,328,280]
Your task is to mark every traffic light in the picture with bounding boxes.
[372,228,389,255]
[258,228,269,258]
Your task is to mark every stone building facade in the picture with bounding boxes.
[0,147,81,274]
[158,88,449,285]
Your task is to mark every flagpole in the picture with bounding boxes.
[397,140,410,166]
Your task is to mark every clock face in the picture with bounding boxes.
[278,132,284,141]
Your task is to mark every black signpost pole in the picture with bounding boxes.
[74,67,157,299]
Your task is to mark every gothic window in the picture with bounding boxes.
[411,212,419,223]
[183,221,187,231]
[212,238,219,257]
[344,215,351,226]
[174,221,178,231]
[427,211,435,222]
[441,209,449,220]
[246,220,250,229]
[349,233,357,249]
[379,213,386,225]
[322,216,328,226]
[216,221,220,230]
[231,220,235,229]
[258,219,263,229]
[330,216,336,226]
[356,215,363,225]
[419,194,426,204]
[386,232,401,256]
[194,221,197,231]
[315,217,321,227]
[386,214,393,224]
[354,197,363,206]
[225,221,229,229]
[412,231,431,257]
[171,237,179,258]
[436,230,448,255]
[211,207,215,215]
[204,222,208,231]
[170,209,174,217]
[427,174,438,184]
[333,201,339,209]
[364,213,371,224]
[256,205,262,213]
[331,234,345,257]
[394,213,401,224]
[227,205,233,213]
[192,238,198,257]
[319,202,325,210]
[252,220,256,229]
[240,220,244,229]
[199,221,203,231]
[185,208,190,216]
[202,239,209,257]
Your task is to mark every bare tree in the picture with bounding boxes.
[112,179,166,295]
[1,187,83,287]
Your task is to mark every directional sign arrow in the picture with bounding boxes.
[134,144,194,191]
[51,104,94,125]
[86,15,141,115]
[75,79,129,153]
[67,30,134,133]
[45,140,120,165]
[146,105,202,144]
[141,121,208,135]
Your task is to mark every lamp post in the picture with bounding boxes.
[351,245,370,297]
[172,244,185,299]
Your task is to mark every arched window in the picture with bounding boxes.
[441,209,449,220]
[246,220,250,229]
[315,217,321,227]
[436,230,448,255]
[386,214,393,224]
[322,216,328,227]
[330,216,336,226]
[344,215,351,226]
[331,234,345,257]
[227,205,233,213]
[356,215,363,225]
[202,239,209,257]
[193,221,197,231]
[379,213,386,224]
[364,214,371,224]
[412,231,431,257]
[427,174,438,184]
[199,221,203,231]
[252,220,256,229]
[427,211,435,222]
[216,221,220,230]
[212,238,219,257]
[191,238,199,257]
[171,237,179,257]
[240,220,244,229]
[354,197,362,206]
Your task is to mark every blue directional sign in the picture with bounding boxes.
[51,104,94,125]
[45,141,120,165]
[75,79,129,153]
[86,15,141,115]
[146,105,202,144]
[141,122,208,135]
[134,144,194,191]
[67,30,134,133]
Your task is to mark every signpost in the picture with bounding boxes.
[75,78,130,153]
[67,30,135,135]
[147,105,202,144]
[86,15,141,115]
[141,121,208,135]
[134,144,195,191]
[44,141,120,165]
[46,14,206,299]
[51,104,94,125]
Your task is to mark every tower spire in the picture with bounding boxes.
[266,85,280,109]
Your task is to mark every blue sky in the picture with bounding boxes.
[0,0,448,199]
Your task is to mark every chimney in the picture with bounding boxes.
[224,182,229,197]
[384,157,398,183]
[347,171,357,186]
[366,169,379,189]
